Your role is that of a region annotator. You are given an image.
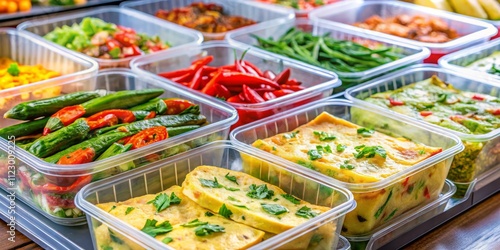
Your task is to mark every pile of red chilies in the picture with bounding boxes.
[158,55,305,104]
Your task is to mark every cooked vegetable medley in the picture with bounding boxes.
[467,51,500,76]
[94,166,333,250]
[252,28,406,74]
[0,58,61,91]
[256,0,339,10]
[155,2,256,34]
[354,14,459,43]
[44,17,170,59]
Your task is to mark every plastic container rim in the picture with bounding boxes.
[0,28,99,97]
[344,64,500,142]
[130,40,341,110]
[230,99,464,192]
[308,0,498,52]
[75,140,356,250]
[120,0,296,40]
[16,6,204,65]
[226,18,431,80]
[0,69,238,175]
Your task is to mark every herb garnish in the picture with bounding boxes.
[307,149,322,160]
[337,144,347,152]
[353,145,387,159]
[295,206,318,219]
[141,219,173,237]
[194,224,225,236]
[181,219,208,227]
[125,207,135,215]
[340,160,355,170]
[205,211,214,217]
[147,192,181,212]
[247,184,274,199]
[162,237,173,244]
[7,63,19,76]
[281,194,300,204]
[108,205,116,212]
[199,177,223,188]
[357,128,375,137]
[261,203,289,215]
[313,131,336,141]
[219,204,233,219]
[283,130,299,139]
[225,173,238,185]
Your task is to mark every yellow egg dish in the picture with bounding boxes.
[252,112,443,183]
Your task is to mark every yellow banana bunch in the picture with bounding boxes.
[413,0,500,20]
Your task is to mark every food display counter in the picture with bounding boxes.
[0,0,498,250]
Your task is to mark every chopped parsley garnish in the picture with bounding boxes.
[247,184,275,199]
[340,160,355,170]
[336,144,347,152]
[281,194,300,204]
[297,160,315,170]
[7,63,20,76]
[147,192,182,212]
[272,146,277,151]
[205,211,214,217]
[225,173,238,185]
[109,229,124,244]
[141,219,173,237]
[194,224,225,236]
[125,207,135,215]
[261,203,289,215]
[224,186,240,191]
[295,206,319,219]
[307,149,323,160]
[162,237,173,244]
[313,131,336,141]
[199,177,223,188]
[418,149,426,155]
[310,234,324,245]
[219,204,233,219]
[242,216,246,220]
[228,196,240,202]
[102,246,113,250]
[357,128,375,137]
[283,130,299,139]
[234,204,250,210]
[353,145,387,159]
[181,219,208,227]
[273,198,279,202]
[108,205,116,212]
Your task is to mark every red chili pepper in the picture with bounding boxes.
[286,79,302,85]
[57,147,96,165]
[159,69,193,79]
[420,111,433,117]
[41,175,92,194]
[87,110,136,123]
[218,72,281,89]
[113,32,136,47]
[241,61,264,76]
[253,88,278,94]
[163,98,196,115]
[243,65,260,76]
[220,65,237,71]
[86,114,119,130]
[274,68,291,85]
[472,94,485,101]
[273,89,294,97]
[263,70,276,80]
[430,148,443,157]
[424,187,430,199]
[226,86,243,93]
[122,45,142,57]
[281,85,305,91]
[215,84,232,100]
[127,126,168,149]
[201,66,218,75]
[188,67,204,90]
[106,39,121,51]
[227,94,245,103]
[263,92,277,101]
[242,85,265,103]
[170,72,194,83]
[402,177,409,187]
[44,105,86,135]
[389,98,404,106]
[201,70,222,96]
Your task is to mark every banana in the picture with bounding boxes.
[414,0,454,11]
[478,0,500,19]
[449,0,488,19]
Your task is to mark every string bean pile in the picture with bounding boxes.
[252,28,406,73]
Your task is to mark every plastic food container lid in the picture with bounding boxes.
[309,0,498,53]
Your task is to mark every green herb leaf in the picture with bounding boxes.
[182,219,208,228]
[357,128,375,137]
[295,206,319,219]
[242,216,246,220]
[273,198,279,202]
[199,177,223,188]
[225,173,238,185]
[281,194,300,204]
[194,224,225,236]
[324,145,333,153]
[162,237,173,244]
[228,196,240,202]
[219,204,233,219]
[170,193,181,204]
[125,207,135,215]
[375,190,393,219]
[147,192,182,212]
[108,205,116,212]
[340,160,355,170]
[224,186,240,191]
[308,149,323,160]
[102,246,113,250]
[261,203,288,215]
[109,229,124,244]
[353,145,387,159]
[272,146,277,151]
[310,234,324,245]
[7,63,20,76]
[418,149,426,155]
[297,160,315,170]
[247,184,275,199]
[234,204,250,210]
[313,131,336,141]
[205,211,214,217]
[141,219,173,237]
[336,144,347,152]
[283,130,299,139]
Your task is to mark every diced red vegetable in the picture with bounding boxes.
[472,94,485,101]
[389,98,404,106]
[420,111,433,117]
[128,126,168,149]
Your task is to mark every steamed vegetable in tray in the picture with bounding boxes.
[252,28,406,74]
[354,14,459,43]
[158,55,305,103]
[44,17,170,59]
[0,89,210,218]
[362,75,500,183]
[155,2,256,35]
[0,58,61,91]
[466,51,500,76]
[94,166,334,250]
[256,0,339,10]
[252,111,448,235]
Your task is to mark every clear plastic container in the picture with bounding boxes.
[227,18,430,90]
[439,39,500,82]
[120,0,294,41]
[75,141,356,250]
[0,69,237,226]
[230,99,464,236]
[350,179,455,250]
[309,0,497,63]
[247,0,345,18]
[345,65,500,199]
[0,28,98,109]
[17,7,203,69]
[130,41,340,129]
